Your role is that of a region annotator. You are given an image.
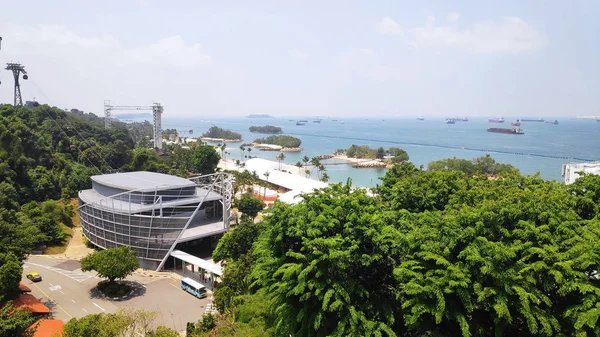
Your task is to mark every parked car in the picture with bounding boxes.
[26,272,42,282]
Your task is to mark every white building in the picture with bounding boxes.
[563,161,600,185]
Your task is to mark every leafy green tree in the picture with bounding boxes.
[237,196,264,221]
[63,308,171,337]
[0,303,36,337]
[203,126,242,140]
[213,221,264,262]
[147,326,179,337]
[80,247,139,284]
[190,145,221,175]
[253,183,399,337]
[376,146,386,159]
[253,135,302,148]
[0,253,23,301]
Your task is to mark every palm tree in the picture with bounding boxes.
[239,145,245,161]
[302,156,310,168]
[247,147,252,159]
[320,172,330,182]
[304,169,311,178]
[220,143,227,159]
[263,171,271,199]
[276,153,286,170]
[235,159,241,170]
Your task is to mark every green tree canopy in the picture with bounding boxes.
[253,135,301,148]
[190,145,221,175]
[202,126,242,140]
[0,252,23,301]
[80,247,139,283]
[0,303,36,337]
[249,125,283,134]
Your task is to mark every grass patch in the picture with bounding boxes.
[97,280,132,298]
[69,198,81,227]
[44,223,74,255]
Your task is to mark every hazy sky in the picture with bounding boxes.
[0,1,598,117]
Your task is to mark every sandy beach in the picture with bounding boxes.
[332,155,390,168]
[201,137,243,143]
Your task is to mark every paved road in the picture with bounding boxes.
[23,257,119,321]
[22,256,212,332]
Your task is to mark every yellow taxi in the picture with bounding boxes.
[26,272,42,282]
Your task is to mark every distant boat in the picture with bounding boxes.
[546,120,559,125]
[313,120,321,123]
[332,119,338,122]
[521,118,545,122]
[417,116,425,120]
[296,121,305,126]
[511,120,521,126]
[288,119,295,122]
[489,117,505,123]
[445,119,456,124]
[488,127,524,135]
[298,120,308,123]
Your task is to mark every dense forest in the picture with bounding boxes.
[202,126,242,140]
[0,104,222,336]
[249,125,283,134]
[207,158,600,337]
[253,135,302,148]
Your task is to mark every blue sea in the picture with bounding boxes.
[154,117,599,187]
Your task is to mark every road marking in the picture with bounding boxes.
[168,282,180,290]
[93,302,105,312]
[49,283,54,287]
[71,299,76,303]
[82,308,88,313]
[25,262,94,283]
[31,282,73,319]
[49,285,62,292]
[60,291,65,295]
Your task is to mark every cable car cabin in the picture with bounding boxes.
[181,277,207,299]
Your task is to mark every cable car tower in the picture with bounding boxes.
[103,100,164,151]
[5,63,28,106]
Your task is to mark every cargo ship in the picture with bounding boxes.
[521,118,544,122]
[487,127,524,134]
[417,116,425,120]
[488,117,505,123]
[510,120,521,126]
[545,120,559,125]
[296,121,305,126]
[445,118,456,124]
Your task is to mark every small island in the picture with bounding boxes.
[249,125,283,134]
[253,135,302,152]
[246,114,274,119]
[201,126,242,142]
[333,145,409,168]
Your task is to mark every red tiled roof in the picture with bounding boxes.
[29,319,64,337]
[11,294,51,314]
[19,281,32,293]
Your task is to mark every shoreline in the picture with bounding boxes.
[201,137,243,143]
[330,154,391,168]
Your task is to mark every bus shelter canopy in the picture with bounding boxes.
[171,250,223,277]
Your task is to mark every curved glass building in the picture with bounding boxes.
[78,171,232,270]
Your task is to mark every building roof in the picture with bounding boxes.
[244,158,328,193]
[29,319,65,337]
[29,319,64,337]
[171,250,223,276]
[19,281,31,293]
[91,171,195,192]
[79,187,222,214]
[12,294,51,314]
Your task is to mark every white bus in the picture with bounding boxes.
[181,277,207,299]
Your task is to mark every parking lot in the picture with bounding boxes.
[23,256,213,332]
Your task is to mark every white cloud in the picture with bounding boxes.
[379,15,543,54]
[376,17,403,35]
[360,48,375,56]
[413,16,543,53]
[288,48,308,61]
[447,12,460,23]
[121,36,212,70]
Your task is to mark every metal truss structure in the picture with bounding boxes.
[103,101,164,150]
[78,172,233,271]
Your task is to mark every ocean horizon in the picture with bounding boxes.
[128,116,600,187]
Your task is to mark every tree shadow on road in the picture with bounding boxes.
[88,280,147,302]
